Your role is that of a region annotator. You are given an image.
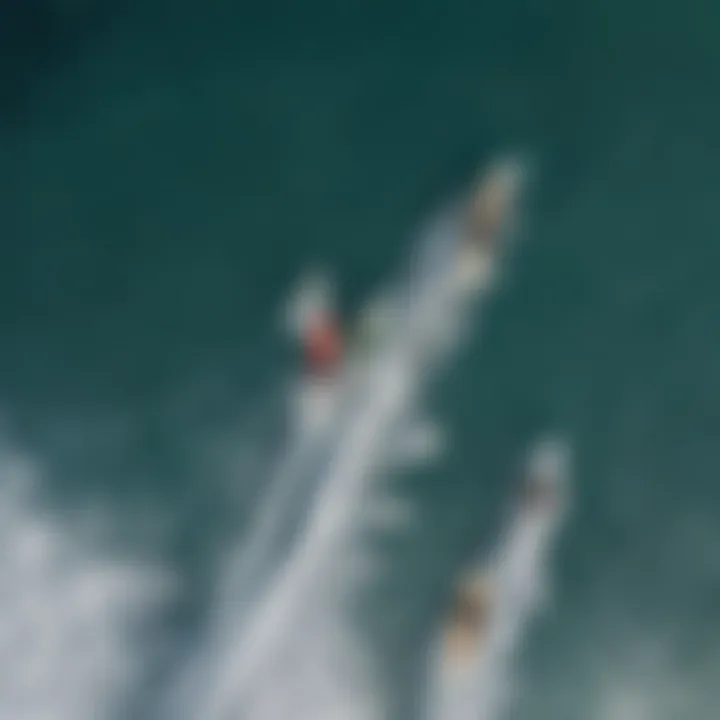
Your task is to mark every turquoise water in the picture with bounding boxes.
[2,1,720,718]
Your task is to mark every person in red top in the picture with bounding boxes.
[286,269,345,433]
[294,309,343,434]
[303,312,343,378]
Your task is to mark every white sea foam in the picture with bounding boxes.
[0,439,176,720]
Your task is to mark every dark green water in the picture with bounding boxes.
[2,1,720,718]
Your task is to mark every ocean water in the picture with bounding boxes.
[2,1,720,718]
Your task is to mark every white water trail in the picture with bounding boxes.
[468,510,563,720]
[425,467,569,720]
[172,203,503,720]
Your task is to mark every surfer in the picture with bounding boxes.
[436,436,569,676]
[285,270,345,434]
[442,573,496,668]
[454,157,526,292]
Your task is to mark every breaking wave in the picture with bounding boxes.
[0,437,176,720]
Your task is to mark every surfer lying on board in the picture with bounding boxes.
[443,573,496,668]
[453,156,526,293]
[438,437,568,673]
